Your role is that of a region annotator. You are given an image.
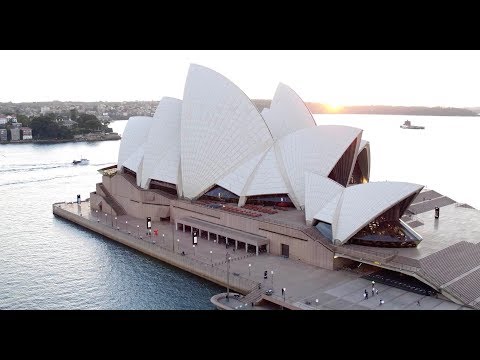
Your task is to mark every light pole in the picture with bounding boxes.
[137,225,140,237]
[210,250,213,265]
[282,287,286,302]
[226,252,231,301]
[176,239,180,253]
[271,270,274,288]
[104,213,107,224]
[115,217,117,228]
[162,233,165,245]
[96,210,99,223]
[315,298,319,307]
[248,263,251,277]
[125,220,128,232]
[193,244,196,256]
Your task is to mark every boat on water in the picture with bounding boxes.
[73,157,89,165]
[400,120,425,129]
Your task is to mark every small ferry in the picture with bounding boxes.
[400,120,425,130]
[73,157,89,165]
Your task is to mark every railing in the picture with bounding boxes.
[335,245,398,263]
[54,204,259,293]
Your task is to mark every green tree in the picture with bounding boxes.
[77,113,104,130]
[30,114,73,140]
[70,108,78,121]
[16,114,31,127]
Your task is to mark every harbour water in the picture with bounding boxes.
[0,115,478,309]
[0,121,222,310]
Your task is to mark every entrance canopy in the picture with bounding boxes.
[178,216,269,247]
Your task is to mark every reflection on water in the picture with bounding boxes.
[0,121,222,309]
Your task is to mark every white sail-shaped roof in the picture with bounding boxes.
[357,140,370,182]
[277,125,362,209]
[332,182,423,244]
[264,83,316,140]
[245,146,289,196]
[117,116,153,173]
[180,64,273,199]
[359,139,368,153]
[304,172,344,224]
[314,193,342,225]
[122,145,145,186]
[140,97,182,188]
[217,149,268,196]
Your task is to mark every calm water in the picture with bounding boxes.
[1,115,478,309]
[0,120,222,310]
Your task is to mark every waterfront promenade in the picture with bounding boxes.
[53,200,468,310]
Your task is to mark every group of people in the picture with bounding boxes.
[363,281,384,306]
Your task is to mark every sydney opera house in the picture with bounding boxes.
[90,64,480,308]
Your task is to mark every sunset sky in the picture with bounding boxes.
[1,50,479,107]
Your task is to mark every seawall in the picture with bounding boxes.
[52,202,258,295]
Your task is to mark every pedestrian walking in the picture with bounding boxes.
[363,293,367,300]
[372,288,375,296]
[417,300,421,306]
[376,289,379,295]
[379,299,384,306]
[371,280,375,288]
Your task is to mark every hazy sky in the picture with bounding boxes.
[1,50,480,107]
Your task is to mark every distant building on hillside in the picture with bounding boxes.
[6,115,17,123]
[0,129,7,142]
[10,127,20,141]
[62,119,77,128]
[20,127,32,140]
[0,116,7,125]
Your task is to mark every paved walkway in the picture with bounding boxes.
[59,201,469,310]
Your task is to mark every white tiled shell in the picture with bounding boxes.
[122,145,145,186]
[264,83,316,140]
[332,181,423,244]
[277,125,362,209]
[313,192,342,225]
[180,64,273,199]
[357,140,370,181]
[304,172,344,224]
[217,149,268,196]
[245,146,289,196]
[117,116,153,175]
[140,97,182,188]
[359,139,369,153]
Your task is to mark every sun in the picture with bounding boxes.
[325,103,343,113]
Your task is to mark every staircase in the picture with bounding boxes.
[242,286,263,305]
[99,183,127,216]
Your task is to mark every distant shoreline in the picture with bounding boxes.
[0,138,120,145]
